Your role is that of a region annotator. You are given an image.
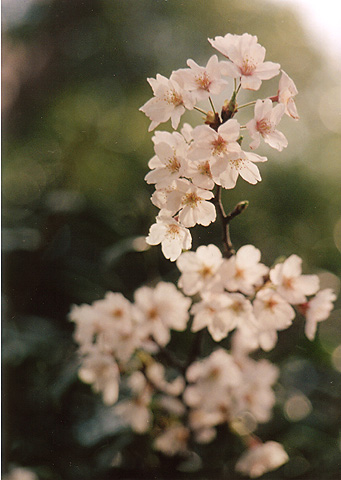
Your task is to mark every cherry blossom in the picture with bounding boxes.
[209,33,280,90]
[133,282,191,346]
[270,254,320,305]
[146,215,192,261]
[302,288,336,340]
[144,141,188,187]
[235,441,288,478]
[164,179,216,228]
[176,244,224,296]
[277,70,299,119]
[246,99,287,151]
[78,350,120,406]
[252,288,296,351]
[185,157,215,190]
[172,54,228,101]
[220,244,269,296]
[140,73,195,131]
[191,292,254,342]
[188,120,241,162]
[210,148,267,189]
[146,362,185,396]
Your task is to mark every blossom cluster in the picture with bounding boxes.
[69,33,336,478]
[141,33,299,262]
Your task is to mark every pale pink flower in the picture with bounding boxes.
[302,288,336,340]
[133,282,191,346]
[210,148,267,189]
[151,181,178,212]
[277,70,299,119]
[235,441,288,478]
[144,141,188,187]
[115,372,153,433]
[188,120,241,161]
[165,179,216,228]
[153,424,190,456]
[270,254,320,304]
[78,350,120,406]
[246,99,287,151]
[252,288,296,351]
[209,33,280,90]
[146,215,192,262]
[184,349,242,411]
[189,409,223,444]
[191,292,254,342]
[232,357,279,424]
[177,244,224,296]
[140,73,195,131]
[69,302,102,350]
[185,157,215,190]
[172,54,228,101]
[220,244,269,296]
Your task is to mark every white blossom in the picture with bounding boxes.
[270,254,320,304]
[220,244,269,296]
[133,282,191,346]
[153,424,190,456]
[191,292,254,342]
[78,350,120,406]
[144,141,188,187]
[146,215,192,261]
[177,244,224,296]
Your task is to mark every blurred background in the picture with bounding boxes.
[2,0,341,479]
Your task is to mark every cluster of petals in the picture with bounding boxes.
[235,441,289,478]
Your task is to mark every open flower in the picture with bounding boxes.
[172,54,228,101]
[146,215,191,261]
[270,254,320,304]
[145,141,188,188]
[209,33,280,90]
[140,73,195,131]
[246,99,287,151]
[177,244,224,296]
[210,148,267,189]
[164,179,216,228]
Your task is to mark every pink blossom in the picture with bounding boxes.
[246,99,287,151]
[165,179,216,228]
[188,120,241,161]
[209,33,280,91]
[172,54,228,101]
[303,288,336,340]
[210,148,267,189]
[139,73,195,131]
[153,424,190,456]
[277,70,299,119]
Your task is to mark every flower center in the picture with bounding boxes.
[167,224,181,237]
[211,135,227,155]
[166,89,184,106]
[198,161,212,177]
[112,308,124,319]
[166,155,181,173]
[182,192,200,207]
[199,265,213,278]
[148,307,159,320]
[241,57,256,76]
[256,119,273,135]
[195,72,211,91]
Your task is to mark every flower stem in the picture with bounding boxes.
[194,105,208,115]
[237,100,256,110]
[209,96,216,114]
